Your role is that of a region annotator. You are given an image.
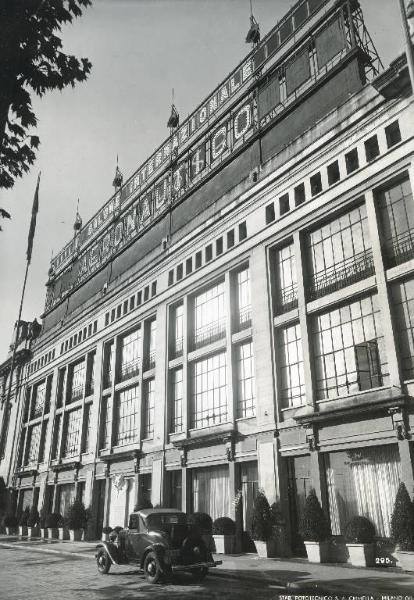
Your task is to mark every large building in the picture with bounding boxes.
[1,0,413,553]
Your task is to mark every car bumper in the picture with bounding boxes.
[171,560,222,572]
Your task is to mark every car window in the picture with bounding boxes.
[128,514,139,530]
[146,514,185,530]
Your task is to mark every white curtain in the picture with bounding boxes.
[192,465,230,521]
[109,477,134,528]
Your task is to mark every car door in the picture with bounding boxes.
[125,514,141,560]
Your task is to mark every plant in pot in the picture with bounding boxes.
[102,526,113,542]
[57,513,69,540]
[18,506,30,536]
[391,482,414,572]
[212,517,236,554]
[188,512,213,551]
[344,516,376,567]
[45,512,61,539]
[251,490,276,558]
[270,501,290,558]
[2,512,18,535]
[39,507,48,539]
[27,506,40,538]
[300,489,331,563]
[66,499,87,541]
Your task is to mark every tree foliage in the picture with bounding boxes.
[391,482,414,551]
[300,489,330,542]
[0,0,92,191]
[251,490,273,541]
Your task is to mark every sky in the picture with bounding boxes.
[0,0,404,359]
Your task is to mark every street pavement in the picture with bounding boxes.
[1,535,414,599]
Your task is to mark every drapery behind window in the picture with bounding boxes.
[192,465,230,521]
[326,445,401,537]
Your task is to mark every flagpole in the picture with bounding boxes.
[0,173,40,476]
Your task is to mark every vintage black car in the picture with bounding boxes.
[95,508,221,583]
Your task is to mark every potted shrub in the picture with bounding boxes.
[45,512,61,539]
[212,517,236,554]
[391,482,414,572]
[27,506,40,538]
[39,508,48,539]
[188,512,213,551]
[2,512,18,535]
[57,513,69,540]
[251,490,276,558]
[18,506,30,536]
[300,489,331,563]
[102,526,113,542]
[66,499,87,541]
[344,516,376,567]
[270,501,290,558]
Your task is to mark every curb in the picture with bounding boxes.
[0,541,95,560]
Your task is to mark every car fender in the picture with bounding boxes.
[141,543,171,572]
[95,541,126,565]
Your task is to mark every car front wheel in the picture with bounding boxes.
[143,551,163,584]
[96,548,111,574]
[191,567,208,583]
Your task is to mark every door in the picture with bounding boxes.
[287,455,311,556]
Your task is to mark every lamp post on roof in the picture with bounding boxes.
[399,0,414,93]
[112,154,123,191]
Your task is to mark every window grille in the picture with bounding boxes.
[120,329,141,381]
[191,352,228,429]
[115,385,139,445]
[236,342,256,418]
[143,379,155,438]
[278,323,306,408]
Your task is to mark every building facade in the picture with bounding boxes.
[1,0,414,552]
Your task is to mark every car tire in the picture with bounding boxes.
[143,551,163,584]
[96,548,111,574]
[191,567,208,583]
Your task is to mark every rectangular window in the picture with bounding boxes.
[266,203,275,224]
[236,268,251,331]
[385,121,401,148]
[168,270,174,286]
[345,148,359,174]
[325,446,401,537]
[327,160,340,186]
[236,342,256,418]
[171,368,183,433]
[294,183,306,206]
[103,341,114,389]
[145,320,156,371]
[279,193,290,215]
[390,278,414,379]
[177,263,183,280]
[216,237,223,255]
[365,135,380,162]
[310,172,322,196]
[307,205,373,300]
[278,323,306,408]
[227,230,235,249]
[86,351,95,396]
[275,243,298,313]
[312,295,387,400]
[193,282,226,349]
[377,177,414,267]
[192,465,230,521]
[101,395,112,450]
[70,360,86,402]
[171,303,184,358]
[64,408,82,457]
[205,244,213,262]
[191,352,227,429]
[52,415,62,459]
[238,221,247,241]
[26,423,41,465]
[195,251,202,268]
[115,385,139,446]
[144,286,149,302]
[120,328,141,381]
[32,381,46,419]
[186,257,193,274]
[82,403,92,453]
[143,379,155,439]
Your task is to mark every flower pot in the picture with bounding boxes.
[5,527,16,536]
[396,550,414,572]
[27,526,39,538]
[212,534,236,554]
[346,543,375,567]
[254,538,277,558]
[69,529,82,542]
[58,527,69,540]
[47,528,59,539]
[40,528,48,539]
[18,526,27,537]
[304,540,330,563]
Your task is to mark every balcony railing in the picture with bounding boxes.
[172,337,184,359]
[70,385,84,402]
[192,321,226,350]
[309,249,375,301]
[384,231,414,268]
[235,306,252,332]
[120,359,140,381]
[276,285,298,315]
[144,351,156,371]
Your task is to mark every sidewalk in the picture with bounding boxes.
[1,534,413,597]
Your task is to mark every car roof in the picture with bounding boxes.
[134,508,186,518]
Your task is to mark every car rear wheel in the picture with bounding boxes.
[191,567,208,582]
[97,548,111,574]
[143,551,163,584]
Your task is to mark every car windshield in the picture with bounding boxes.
[145,513,186,531]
